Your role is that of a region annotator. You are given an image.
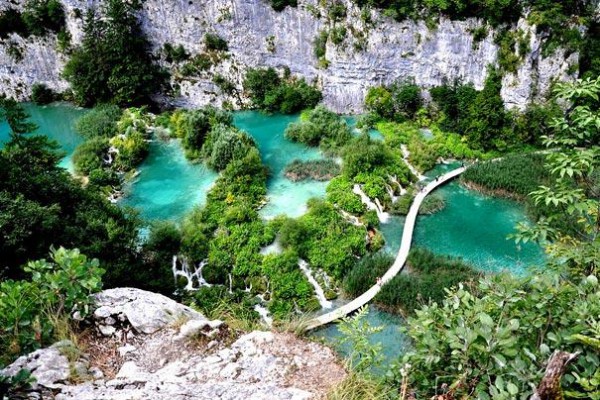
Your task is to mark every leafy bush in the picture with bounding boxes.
[0,248,104,365]
[30,83,57,105]
[365,81,422,122]
[72,137,110,175]
[75,104,121,138]
[163,43,189,63]
[202,125,257,171]
[397,273,600,399]
[314,30,329,60]
[204,33,228,52]
[243,67,322,114]
[0,9,29,39]
[343,253,394,297]
[285,106,351,152]
[326,176,366,214]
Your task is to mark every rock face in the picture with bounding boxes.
[0,288,346,400]
[0,0,576,112]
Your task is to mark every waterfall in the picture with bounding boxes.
[339,209,363,226]
[401,145,426,181]
[103,146,119,166]
[298,260,332,309]
[254,293,273,327]
[228,273,233,294]
[352,184,390,223]
[172,255,212,291]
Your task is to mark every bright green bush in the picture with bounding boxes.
[365,81,422,122]
[343,253,394,297]
[0,248,104,365]
[202,125,257,171]
[326,176,367,215]
[397,272,600,399]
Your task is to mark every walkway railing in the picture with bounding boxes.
[304,166,466,331]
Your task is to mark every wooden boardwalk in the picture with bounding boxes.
[304,166,466,331]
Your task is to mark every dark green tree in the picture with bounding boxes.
[63,0,166,107]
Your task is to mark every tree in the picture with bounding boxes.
[63,0,166,107]
[515,76,600,276]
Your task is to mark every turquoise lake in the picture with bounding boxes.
[4,103,546,372]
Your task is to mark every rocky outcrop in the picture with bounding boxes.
[0,288,346,400]
[0,0,577,112]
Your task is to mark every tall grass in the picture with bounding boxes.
[461,153,549,199]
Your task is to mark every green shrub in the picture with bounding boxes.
[326,176,366,215]
[285,106,350,152]
[72,137,110,175]
[22,0,65,36]
[0,9,29,39]
[202,125,257,171]
[31,83,56,105]
[243,67,322,114]
[397,272,600,399]
[314,30,329,59]
[204,33,228,51]
[330,26,347,45]
[163,43,189,63]
[75,104,121,139]
[0,248,104,365]
[269,0,297,12]
[343,253,394,297]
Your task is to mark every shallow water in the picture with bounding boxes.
[0,103,86,171]
[120,139,218,221]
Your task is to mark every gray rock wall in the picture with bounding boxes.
[0,0,577,112]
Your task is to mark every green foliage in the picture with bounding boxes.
[0,248,104,365]
[30,83,57,105]
[243,68,322,114]
[22,0,66,37]
[330,26,347,45]
[75,104,121,139]
[263,251,318,318]
[462,153,550,199]
[0,9,29,39]
[204,33,228,52]
[72,136,110,175]
[514,77,600,277]
[343,253,393,297]
[167,107,233,160]
[285,106,351,152]
[377,249,479,314]
[0,368,36,399]
[278,199,368,278]
[398,273,600,399]
[108,107,151,171]
[314,30,329,60]
[365,81,422,122]
[140,221,181,295]
[337,307,383,373]
[187,286,260,331]
[269,0,298,12]
[284,159,341,182]
[326,176,367,214]
[162,43,189,63]
[202,124,257,171]
[0,101,140,285]
[63,0,166,106]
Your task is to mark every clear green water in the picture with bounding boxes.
[0,103,86,171]
[120,139,218,221]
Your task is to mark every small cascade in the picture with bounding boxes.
[298,260,332,309]
[401,145,426,181]
[260,240,283,255]
[228,273,233,294]
[339,209,363,226]
[388,175,407,196]
[352,184,390,223]
[254,294,273,327]
[103,146,119,165]
[172,255,212,291]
